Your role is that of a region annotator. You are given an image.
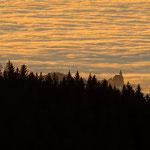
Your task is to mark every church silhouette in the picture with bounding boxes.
[108,70,124,87]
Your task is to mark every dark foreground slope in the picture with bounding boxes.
[0,61,150,150]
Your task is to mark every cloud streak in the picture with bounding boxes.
[0,0,150,92]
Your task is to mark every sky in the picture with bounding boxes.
[0,0,150,93]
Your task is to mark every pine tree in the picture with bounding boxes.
[74,71,81,87]
[46,73,53,85]
[92,75,98,87]
[60,76,67,87]
[135,84,142,94]
[66,70,74,86]
[28,72,35,81]
[35,72,38,81]
[74,71,80,81]
[53,73,58,87]
[87,73,92,89]
[39,72,44,82]
[79,77,85,89]
[101,79,108,89]
[122,84,127,95]
[135,84,144,101]
[14,67,20,80]
[126,81,134,94]
[67,70,72,80]
[4,60,15,79]
[74,71,85,89]
[20,64,28,80]
[3,70,7,79]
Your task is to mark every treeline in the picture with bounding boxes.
[0,61,150,150]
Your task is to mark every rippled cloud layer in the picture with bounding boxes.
[0,0,150,92]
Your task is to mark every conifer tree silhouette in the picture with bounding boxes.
[87,73,92,89]
[92,75,98,88]
[126,81,134,93]
[4,60,15,80]
[74,70,80,81]
[53,73,58,87]
[28,72,35,82]
[39,72,44,82]
[135,84,143,96]
[46,73,53,85]
[66,70,74,86]
[101,79,108,89]
[0,61,149,150]
[20,64,28,80]
[74,71,84,89]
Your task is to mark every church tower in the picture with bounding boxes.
[108,70,124,87]
[119,70,122,76]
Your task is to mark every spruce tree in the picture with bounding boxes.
[5,60,15,79]
[20,64,28,80]
[87,73,92,89]
[39,72,44,82]
[66,70,74,86]
[74,71,80,81]
[46,73,53,85]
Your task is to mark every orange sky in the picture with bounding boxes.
[0,0,150,93]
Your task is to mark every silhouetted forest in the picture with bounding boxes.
[0,61,150,150]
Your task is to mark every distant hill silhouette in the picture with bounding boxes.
[47,70,124,88]
[44,72,67,81]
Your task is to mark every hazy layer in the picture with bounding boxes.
[0,0,150,92]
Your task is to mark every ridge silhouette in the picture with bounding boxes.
[0,61,150,150]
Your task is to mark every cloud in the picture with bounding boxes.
[0,0,150,92]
